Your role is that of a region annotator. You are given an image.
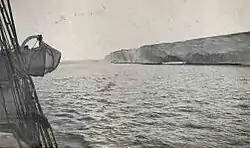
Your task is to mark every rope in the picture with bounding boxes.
[0,0,58,147]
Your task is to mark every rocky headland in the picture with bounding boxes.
[104,32,250,65]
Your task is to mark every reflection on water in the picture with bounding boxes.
[34,63,250,148]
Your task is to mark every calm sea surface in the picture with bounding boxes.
[34,62,250,148]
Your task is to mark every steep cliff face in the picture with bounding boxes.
[104,47,182,63]
[104,32,250,64]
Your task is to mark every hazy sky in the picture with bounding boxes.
[11,0,250,60]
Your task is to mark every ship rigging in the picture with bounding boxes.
[0,0,61,147]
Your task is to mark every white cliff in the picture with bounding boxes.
[104,31,250,65]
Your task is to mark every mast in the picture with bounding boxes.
[0,0,58,147]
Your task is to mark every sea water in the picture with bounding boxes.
[34,62,250,148]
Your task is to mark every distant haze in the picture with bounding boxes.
[12,0,250,60]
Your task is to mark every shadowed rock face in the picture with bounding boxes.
[104,32,250,64]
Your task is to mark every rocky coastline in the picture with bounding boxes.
[104,32,250,66]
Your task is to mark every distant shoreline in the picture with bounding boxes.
[109,62,250,67]
[59,60,250,67]
[60,60,100,65]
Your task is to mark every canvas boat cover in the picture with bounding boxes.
[22,40,61,77]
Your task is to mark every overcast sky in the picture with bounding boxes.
[11,0,250,60]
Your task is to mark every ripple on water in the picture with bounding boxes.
[35,64,250,148]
